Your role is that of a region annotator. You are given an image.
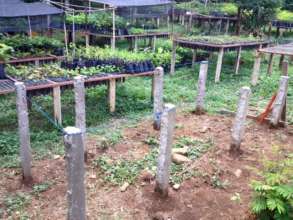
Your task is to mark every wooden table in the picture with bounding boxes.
[171,38,271,82]
[0,71,156,124]
[251,43,293,85]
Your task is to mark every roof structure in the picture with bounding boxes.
[90,0,172,7]
[0,0,63,17]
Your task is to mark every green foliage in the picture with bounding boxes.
[94,137,212,185]
[218,3,238,16]
[0,43,13,61]
[0,35,63,58]
[250,154,293,219]
[283,0,293,11]
[4,193,31,215]
[0,132,19,155]
[236,0,281,35]
[276,9,293,22]
[182,35,262,45]
[5,63,121,80]
[32,182,53,195]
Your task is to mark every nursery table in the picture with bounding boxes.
[251,43,293,85]
[171,37,271,82]
[0,71,156,124]
[0,55,65,66]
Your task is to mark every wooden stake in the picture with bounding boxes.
[108,79,116,112]
[279,55,285,69]
[111,8,116,50]
[215,48,224,83]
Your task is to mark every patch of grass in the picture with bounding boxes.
[94,137,213,185]
[33,181,53,196]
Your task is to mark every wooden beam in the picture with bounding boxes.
[235,46,242,75]
[267,53,274,75]
[53,86,62,125]
[108,79,116,112]
[215,48,224,83]
[85,34,90,48]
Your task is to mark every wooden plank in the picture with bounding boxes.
[192,49,197,69]
[215,48,224,83]
[108,79,116,112]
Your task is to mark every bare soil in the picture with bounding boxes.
[1,112,293,220]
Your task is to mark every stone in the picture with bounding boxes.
[120,182,130,192]
[172,184,180,190]
[200,126,209,133]
[172,147,188,155]
[140,169,155,182]
[172,153,191,164]
[234,169,242,178]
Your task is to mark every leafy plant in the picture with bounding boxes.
[0,43,13,61]
[276,9,293,22]
[4,193,31,215]
[250,153,293,219]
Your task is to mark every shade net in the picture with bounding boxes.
[0,0,64,33]
[63,3,172,36]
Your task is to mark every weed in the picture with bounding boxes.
[4,193,30,215]
[144,136,159,147]
[33,181,53,196]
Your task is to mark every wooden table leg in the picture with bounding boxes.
[215,48,224,83]
[235,46,242,75]
[108,79,116,112]
[267,53,274,75]
[53,86,62,125]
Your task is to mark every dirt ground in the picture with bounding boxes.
[1,112,293,220]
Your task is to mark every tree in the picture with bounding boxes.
[283,0,293,11]
[235,0,281,36]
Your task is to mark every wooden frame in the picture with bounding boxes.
[171,38,270,82]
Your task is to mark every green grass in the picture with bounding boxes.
[0,50,292,167]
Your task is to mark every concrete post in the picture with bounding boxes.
[64,127,86,220]
[153,67,164,130]
[270,76,289,127]
[15,82,32,184]
[155,104,176,197]
[74,76,87,161]
[230,87,251,156]
[195,61,208,114]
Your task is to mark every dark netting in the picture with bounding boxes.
[117,4,171,19]
[90,0,172,7]
[62,0,173,36]
[0,0,64,33]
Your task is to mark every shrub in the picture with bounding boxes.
[250,153,293,219]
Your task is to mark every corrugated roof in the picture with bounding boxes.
[90,0,172,7]
[0,0,63,17]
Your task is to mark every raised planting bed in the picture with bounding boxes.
[175,35,270,52]
[0,35,64,60]
[171,36,271,82]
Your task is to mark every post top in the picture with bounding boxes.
[14,82,25,86]
[241,86,251,91]
[280,75,290,80]
[74,75,86,81]
[164,103,176,111]
[201,61,208,64]
[64,127,82,135]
